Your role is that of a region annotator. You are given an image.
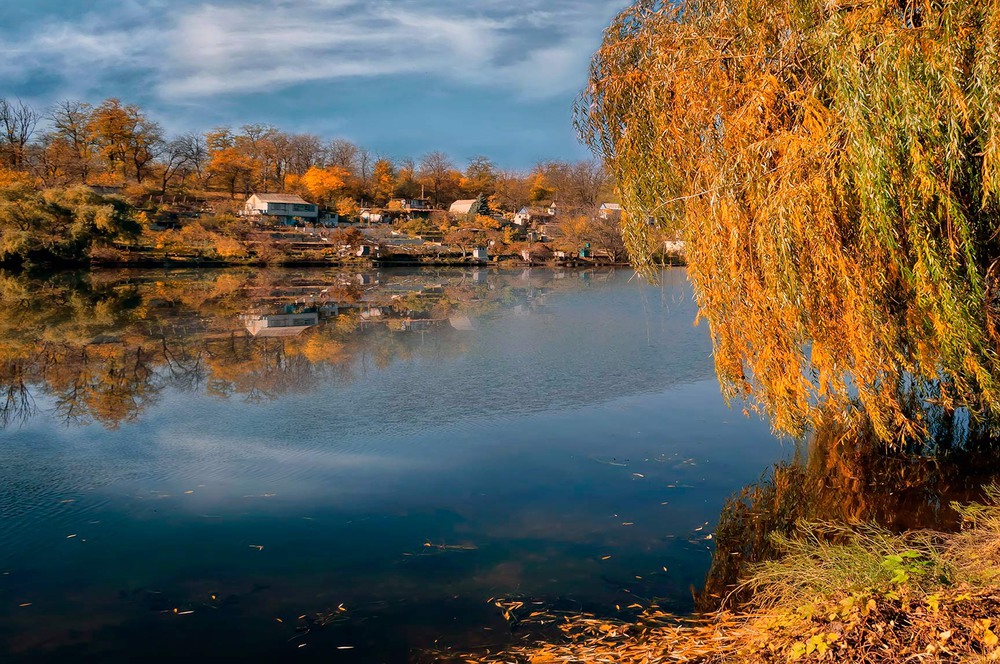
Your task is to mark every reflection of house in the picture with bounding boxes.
[242,311,319,338]
[449,315,477,331]
[244,194,319,225]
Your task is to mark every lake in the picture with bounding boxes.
[0,267,790,662]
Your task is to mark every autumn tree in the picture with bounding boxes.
[87,99,163,183]
[301,165,348,206]
[579,0,1000,444]
[335,196,360,221]
[0,183,139,265]
[206,128,254,198]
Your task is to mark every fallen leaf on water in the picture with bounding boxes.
[601,556,612,560]
[336,646,354,650]
[276,618,283,623]
[249,545,264,551]
[66,534,77,539]
[184,491,194,495]
[178,610,194,615]
[622,522,634,526]
[298,644,307,649]
[633,473,645,478]
[18,603,31,607]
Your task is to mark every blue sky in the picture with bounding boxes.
[0,0,629,168]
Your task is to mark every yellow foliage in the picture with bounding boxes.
[301,166,347,205]
[579,0,1000,444]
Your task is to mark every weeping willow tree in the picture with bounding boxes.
[578,0,1000,443]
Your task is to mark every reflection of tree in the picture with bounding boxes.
[700,416,1000,611]
[0,360,33,427]
[0,268,599,429]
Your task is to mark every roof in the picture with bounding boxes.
[247,326,314,338]
[449,199,477,214]
[250,193,314,205]
[600,203,622,211]
[518,206,549,216]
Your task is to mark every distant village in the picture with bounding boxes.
[0,96,685,268]
[230,191,667,267]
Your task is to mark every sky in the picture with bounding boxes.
[0,0,629,169]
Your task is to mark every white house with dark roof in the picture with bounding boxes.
[244,194,319,224]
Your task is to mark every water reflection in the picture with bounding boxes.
[701,418,1000,610]
[0,268,616,429]
[2,267,790,663]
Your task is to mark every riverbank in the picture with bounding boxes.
[450,489,1000,662]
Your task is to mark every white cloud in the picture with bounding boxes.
[0,0,626,102]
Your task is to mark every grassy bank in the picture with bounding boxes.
[452,488,1000,663]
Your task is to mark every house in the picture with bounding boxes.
[471,247,488,261]
[244,194,319,225]
[449,199,477,215]
[599,203,622,220]
[389,198,432,212]
[449,194,490,218]
[513,206,549,227]
[242,311,319,338]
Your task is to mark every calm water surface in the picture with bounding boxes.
[0,267,787,662]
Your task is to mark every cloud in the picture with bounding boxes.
[0,0,624,103]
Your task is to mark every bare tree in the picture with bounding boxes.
[0,98,39,169]
[157,135,199,195]
[326,138,361,176]
[49,100,95,183]
[535,159,611,213]
[419,151,455,205]
[177,131,208,182]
